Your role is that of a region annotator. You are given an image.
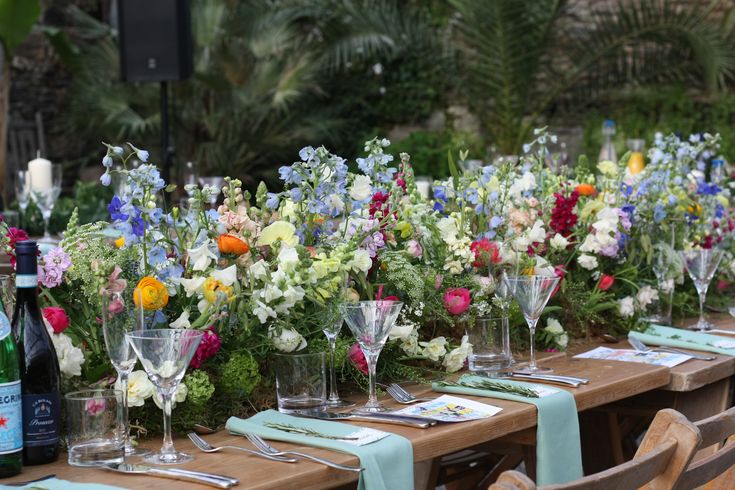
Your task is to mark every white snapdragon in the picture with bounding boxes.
[577,254,599,270]
[349,175,373,201]
[169,309,191,328]
[269,327,307,352]
[618,296,635,318]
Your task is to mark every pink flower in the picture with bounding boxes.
[406,239,422,258]
[434,274,443,290]
[85,398,107,416]
[189,328,222,368]
[443,288,471,316]
[42,307,70,334]
[107,297,125,315]
[348,343,368,375]
[470,238,501,268]
[598,274,615,291]
[105,266,127,294]
[38,265,64,288]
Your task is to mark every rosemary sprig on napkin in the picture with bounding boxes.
[437,379,540,398]
[264,422,359,440]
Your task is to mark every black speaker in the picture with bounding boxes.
[118,0,193,82]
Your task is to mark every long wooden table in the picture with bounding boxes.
[3,356,669,489]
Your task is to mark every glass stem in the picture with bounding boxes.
[327,335,339,402]
[120,372,132,449]
[43,214,51,238]
[161,391,175,456]
[364,350,380,408]
[698,285,708,326]
[528,320,538,370]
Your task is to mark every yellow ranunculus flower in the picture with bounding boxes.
[115,236,125,248]
[256,221,298,247]
[134,276,169,310]
[203,277,233,304]
[687,202,702,217]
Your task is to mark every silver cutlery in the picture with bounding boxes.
[627,336,715,361]
[705,328,735,336]
[5,474,55,487]
[103,462,239,488]
[383,383,434,404]
[498,372,587,388]
[187,432,297,463]
[243,433,363,473]
[292,409,434,428]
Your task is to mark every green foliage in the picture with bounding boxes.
[184,370,216,406]
[218,352,261,397]
[376,251,424,304]
[0,0,40,55]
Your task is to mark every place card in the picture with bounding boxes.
[575,346,692,367]
[392,394,502,422]
[340,427,391,446]
[712,339,735,349]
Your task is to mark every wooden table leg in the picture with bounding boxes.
[414,458,440,490]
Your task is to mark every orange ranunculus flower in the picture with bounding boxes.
[575,183,596,196]
[114,236,125,248]
[218,234,250,256]
[133,276,169,310]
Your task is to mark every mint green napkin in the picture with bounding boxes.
[433,374,582,485]
[0,479,126,489]
[630,324,735,356]
[226,410,413,490]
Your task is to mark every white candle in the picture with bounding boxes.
[28,157,52,192]
[415,177,432,199]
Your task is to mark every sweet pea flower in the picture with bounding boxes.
[443,288,471,316]
[189,328,222,368]
[348,343,368,375]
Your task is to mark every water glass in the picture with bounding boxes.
[467,317,511,376]
[65,390,124,467]
[274,352,326,413]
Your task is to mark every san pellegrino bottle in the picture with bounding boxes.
[0,288,22,477]
[598,119,618,163]
[10,241,60,465]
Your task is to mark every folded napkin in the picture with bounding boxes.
[433,374,582,486]
[226,410,413,490]
[630,324,735,356]
[1,478,126,489]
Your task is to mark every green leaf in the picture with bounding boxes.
[165,184,178,193]
[0,0,41,56]
[447,149,460,193]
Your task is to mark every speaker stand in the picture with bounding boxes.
[160,81,174,184]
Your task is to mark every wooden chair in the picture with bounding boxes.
[488,408,702,490]
[674,406,735,489]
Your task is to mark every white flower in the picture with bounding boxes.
[578,254,599,270]
[212,265,237,286]
[557,333,569,349]
[545,318,563,335]
[421,336,448,362]
[328,194,345,213]
[249,260,268,280]
[153,383,188,409]
[253,301,277,323]
[443,336,471,373]
[660,278,675,294]
[636,285,659,308]
[169,309,191,329]
[350,249,372,273]
[189,241,217,271]
[257,221,298,247]
[277,246,300,272]
[43,319,84,377]
[349,175,373,201]
[597,160,618,177]
[527,220,546,243]
[401,332,422,356]
[550,233,569,250]
[618,296,635,318]
[389,323,413,341]
[178,277,205,297]
[115,370,155,407]
[269,327,307,352]
[437,217,459,243]
[509,172,536,196]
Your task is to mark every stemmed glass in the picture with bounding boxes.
[29,164,63,243]
[504,274,560,374]
[126,329,203,464]
[101,288,149,457]
[322,304,354,409]
[679,248,724,331]
[198,176,225,208]
[14,170,31,227]
[340,301,403,412]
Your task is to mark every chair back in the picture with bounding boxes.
[675,406,735,490]
[489,408,701,490]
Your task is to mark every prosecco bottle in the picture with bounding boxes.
[11,241,60,465]
[0,293,22,478]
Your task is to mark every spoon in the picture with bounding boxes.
[193,423,223,435]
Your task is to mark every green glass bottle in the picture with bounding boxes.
[0,290,22,478]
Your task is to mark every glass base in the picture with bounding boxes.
[325,398,355,409]
[124,444,151,457]
[690,319,715,331]
[514,365,553,374]
[144,451,193,465]
[357,404,385,413]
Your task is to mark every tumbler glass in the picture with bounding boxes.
[274,352,326,413]
[467,317,511,376]
[65,389,124,467]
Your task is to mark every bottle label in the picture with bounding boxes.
[0,313,9,341]
[0,381,22,455]
[15,275,37,289]
[22,392,59,447]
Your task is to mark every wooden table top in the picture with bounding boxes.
[2,356,670,490]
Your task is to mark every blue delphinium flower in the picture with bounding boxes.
[697,180,721,196]
[100,172,111,186]
[147,246,167,266]
[653,204,666,223]
[102,155,113,168]
[266,193,280,209]
[490,216,503,229]
[433,185,448,201]
[108,196,129,221]
[289,187,304,202]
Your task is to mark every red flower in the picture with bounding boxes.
[550,190,579,237]
[443,288,472,316]
[189,327,222,368]
[42,307,70,334]
[348,343,368,375]
[470,238,501,268]
[5,227,30,269]
[551,265,566,298]
[598,274,615,291]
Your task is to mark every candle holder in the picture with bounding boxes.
[29,164,63,244]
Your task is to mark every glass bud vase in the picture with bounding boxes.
[466,317,511,376]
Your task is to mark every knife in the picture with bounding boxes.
[498,373,585,388]
[292,410,434,428]
[509,372,589,384]
[103,463,239,488]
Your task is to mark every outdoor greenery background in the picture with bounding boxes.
[7,0,735,234]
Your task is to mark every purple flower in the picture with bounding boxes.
[108,196,129,221]
[45,247,72,270]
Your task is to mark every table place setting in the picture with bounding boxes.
[629,324,735,356]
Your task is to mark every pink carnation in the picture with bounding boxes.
[348,343,368,375]
[189,328,222,368]
[443,288,471,316]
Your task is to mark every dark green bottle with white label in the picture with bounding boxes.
[0,278,22,477]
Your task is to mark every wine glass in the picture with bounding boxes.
[503,274,560,374]
[322,304,354,409]
[340,301,403,412]
[126,329,203,464]
[198,176,225,208]
[29,164,62,243]
[183,161,198,197]
[101,288,150,457]
[14,170,30,227]
[679,248,724,331]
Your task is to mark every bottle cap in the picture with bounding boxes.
[15,240,38,255]
[15,240,38,275]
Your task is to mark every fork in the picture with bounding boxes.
[243,433,363,473]
[187,432,297,463]
[384,383,434,404]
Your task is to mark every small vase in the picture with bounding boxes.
[466,317,511,376]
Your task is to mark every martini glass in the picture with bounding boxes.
[322,305,354,408]
[126,329,203,464]
[504,274,560,374]
[101,287,150,457]
[679,248,724,331]
[340,301,403,412]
